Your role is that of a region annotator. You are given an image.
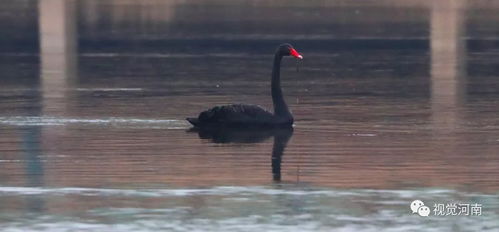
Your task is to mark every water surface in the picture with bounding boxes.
[1,0,499,231]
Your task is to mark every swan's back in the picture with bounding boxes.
[187,104,282,127]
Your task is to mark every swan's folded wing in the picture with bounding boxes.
[198,104,274,124]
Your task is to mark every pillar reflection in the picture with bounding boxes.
[430,0,467,131]
[39,0,77,115]
[37,0,78,188]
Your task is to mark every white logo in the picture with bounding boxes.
[410,200,425,215]
[418,205,431,217]
[411,200,482,217]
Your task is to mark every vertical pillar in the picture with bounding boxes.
[430,0,467,131]
[37,0,78,187]
[39,0,77,115]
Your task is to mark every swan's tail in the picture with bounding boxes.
[186,117,200,127]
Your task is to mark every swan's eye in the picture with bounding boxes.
[289,48,303,59]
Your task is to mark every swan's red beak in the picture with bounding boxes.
[289,48,303,59]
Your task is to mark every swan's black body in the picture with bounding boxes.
[187,43,302,128]
[187,104,282,128]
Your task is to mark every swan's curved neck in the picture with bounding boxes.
[271,53,292,119]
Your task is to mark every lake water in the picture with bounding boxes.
[1,1,499,231]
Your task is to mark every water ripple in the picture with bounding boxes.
[0,116,188,128]
[0,186,493,198]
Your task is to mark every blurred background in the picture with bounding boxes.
[1,0,499,231]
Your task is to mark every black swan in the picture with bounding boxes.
[187,43,303,128]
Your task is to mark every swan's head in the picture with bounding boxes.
[278,43,303,59]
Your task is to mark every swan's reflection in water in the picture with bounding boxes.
[190,127,293,182]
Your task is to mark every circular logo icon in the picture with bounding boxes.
[410,200,425,213]
[418,205,431,217]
